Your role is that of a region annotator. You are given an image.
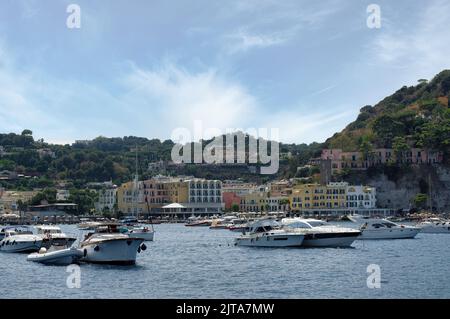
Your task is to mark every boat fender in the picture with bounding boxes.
[141,243,147,251]
[126,240,132,246]
[12,240,16,245]
[137,247,141,253]
[94,245,100,252]
[83,249,87,257]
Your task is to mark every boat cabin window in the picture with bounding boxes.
[306,221,326,227]
[372,223,385,229]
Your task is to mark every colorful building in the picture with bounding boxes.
[289,183,347,211]
[117,176,223,215]
[322,148,443,174]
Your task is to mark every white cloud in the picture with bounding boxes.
[371,0,450,76]
[260,108,355,144]
[224,28,296,53]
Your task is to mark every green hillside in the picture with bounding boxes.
[325,70,450,161]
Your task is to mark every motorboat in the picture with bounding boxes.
[127,225,155,241]
[0,226,32,240]
[185,216,210,227]
[228,218,252,232]
[209,219,229,229]
[281,218,361,247]
[209,215,236,229]
[27,244,83,265]
[0,228,43,253]
[77,221,102,230]
[35,225,77,248]
[357,219,421,239]
[416,218,450,234]
[80,223,146,265]
[235,219,304,247]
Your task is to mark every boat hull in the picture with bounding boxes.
[0,239,43,253]
[236,233,304,247]
[358,227,420,239]
[128,231,154,241]
[41,237,77,249]
[303,232,360,247]
[80,238,144,265]
[27,248,83,265]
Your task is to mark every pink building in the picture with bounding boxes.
[222,192,242,211]
[322,148,443,173]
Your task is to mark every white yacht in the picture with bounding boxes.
[357,219,421,239]
[80,223,146,265]
[281,218,361,247]
[0,228,43,253]
[127,225,155,241]
[417,218,450,234]
[35,225,77,248]
[235,219,305,247]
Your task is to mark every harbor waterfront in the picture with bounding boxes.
[0,223,449,299]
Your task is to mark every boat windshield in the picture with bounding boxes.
[254,226,274,232]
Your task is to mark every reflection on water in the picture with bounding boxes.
[0,223,449,298]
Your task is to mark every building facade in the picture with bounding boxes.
[117,177,223,215]
[289,183,347,211]
[346,185,376,209]
[95,187,118,212]
[321,148,444,174]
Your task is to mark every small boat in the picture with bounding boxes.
[77,221,102,230]
[357,219,420,239]
[35,225,77,249]
[209,219,230,229]
[0,228,43,253]
[235,219,305,247]
[127,225,155,241]
[417,218,450,234]
[185,216,210,227]
[27,245,83,265]
[281,218,361,247]
[80,223,146,265]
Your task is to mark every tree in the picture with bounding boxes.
[69,189,98,215]
[372,115,405,148]
[231,204,240,212]
[21,129,33,136]
[392,136,409,163]
[413,193,428,210]
[359,135,375,162]
[30,188,57,205]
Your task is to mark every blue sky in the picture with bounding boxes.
[0,0,449,144]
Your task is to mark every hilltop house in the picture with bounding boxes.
[321,148,443,174]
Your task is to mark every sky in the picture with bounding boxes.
[0,0,449,145]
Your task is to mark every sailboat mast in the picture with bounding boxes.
[428,174,432,212]
[133,145,139,218]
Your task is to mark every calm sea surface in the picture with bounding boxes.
[0,223,449,299]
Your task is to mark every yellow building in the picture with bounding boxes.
[240,191,267,212]
[117,181,147,215]
[117,178,191,215]
[289,183,347,211]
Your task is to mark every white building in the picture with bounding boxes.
[0,146,5,157]
[95,186,118,212]
[265,196,290,212]
[56,189,70,202]
[346,185,376,209]
[187,179,223,213]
